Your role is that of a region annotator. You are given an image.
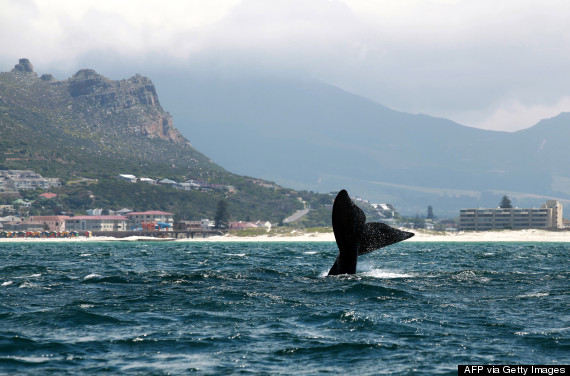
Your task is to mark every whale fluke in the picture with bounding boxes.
[328,190,414,276]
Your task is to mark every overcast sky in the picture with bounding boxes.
[2,0,570,132]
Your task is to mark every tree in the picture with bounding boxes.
[499,195,512,208]
[427,205,435,220]
[412,214,425,229]
[434,222,446,231]
[214,199,230,229]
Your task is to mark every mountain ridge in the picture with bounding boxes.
[152,73,570,216]
[0,59,308,223]
[5,59,188,144]
[3,58,569,218]
[0,59,221,178]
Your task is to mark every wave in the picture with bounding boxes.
[83,273,102,280]
[516,292,550,298]
[0,264,49,276]
[0,241,567,374]
[7,307,128,328]
[361,269,414,279]
[319,268,413,279]
[81,274,131,284]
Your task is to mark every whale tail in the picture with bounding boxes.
[328,190,414,276]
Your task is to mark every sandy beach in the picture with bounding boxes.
[1,229,570,243]
[408,229,570,242]
[179,229,570,243]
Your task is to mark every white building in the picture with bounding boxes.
[0,170,59,192]
[372,203,396,218]
[459,200,564,231]
[86,208,103,216]
[126,211,174,231]
[255,221,272,230]
[65,216,128,232]
[158,178,177,186]
[139,177,156,184]
[118,174,137,183]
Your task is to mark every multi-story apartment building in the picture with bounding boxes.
[65,216,128,232]
[126,211,174,230]
[459,200,563,231]
[0,170,60,192]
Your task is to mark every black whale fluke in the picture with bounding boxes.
[328,190,414,276]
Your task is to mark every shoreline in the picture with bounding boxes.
[1,229,570,243]
[176,228,570,242]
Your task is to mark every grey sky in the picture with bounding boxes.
[2,0,570,131]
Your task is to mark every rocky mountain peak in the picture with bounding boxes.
[68,69,112,97]
[11,58,35,74]
[61,67,186,144]
[128,73,153,86]
[40,74,56,82]
[2,59,189,145]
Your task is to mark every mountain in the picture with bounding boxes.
[155,74,570,216]
[0,59,305,222]
[4,58,567,219]
[0,59,216,178]
[512,113,570,194]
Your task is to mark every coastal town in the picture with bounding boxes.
[0,169,567,239]
[0,169,281,238]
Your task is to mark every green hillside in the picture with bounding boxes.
[0,59,318,224]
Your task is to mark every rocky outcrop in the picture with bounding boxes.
[40,74,56,82]
[3,59,187,144]
[64,67,187,144]
[11,58,35,73]
[68,70,160,108]
[0,58,221,179]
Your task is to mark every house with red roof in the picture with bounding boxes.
[28,215,70,231]
[230,221,258,230]
[38,193,58,199]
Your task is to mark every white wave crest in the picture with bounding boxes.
[19,281,37,288]
[84,273,102,280]
[517,292,549,298]
[319,269,412,278]
[362,269,413,279]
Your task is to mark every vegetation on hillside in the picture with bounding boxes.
[7,178,309,224]
[0,62,332,225]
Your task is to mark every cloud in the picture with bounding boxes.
[2,0,570,131]
[186,0,372,73]
[0,0,240,67]
[454,97,570,132]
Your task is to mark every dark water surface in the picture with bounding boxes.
[0,241,568,375]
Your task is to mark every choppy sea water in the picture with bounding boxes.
[0,241,568,375]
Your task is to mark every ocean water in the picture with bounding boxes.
[0,241,568,375]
